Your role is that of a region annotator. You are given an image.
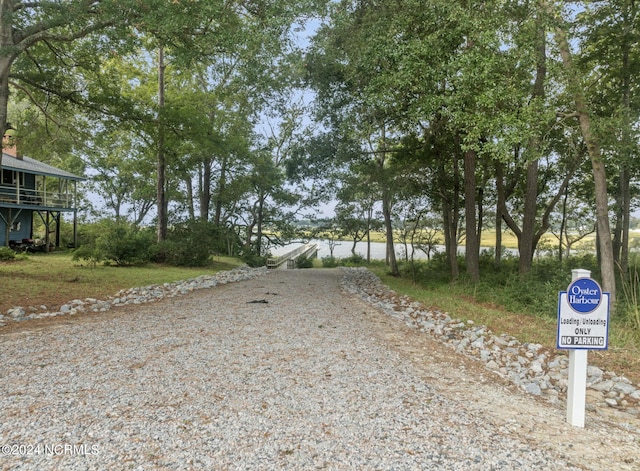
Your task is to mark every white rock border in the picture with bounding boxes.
[1,265,268,325]
[340,267,640,418]
[3,264,638,418]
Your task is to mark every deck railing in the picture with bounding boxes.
[0,185,74,208]
[267,243,318,269]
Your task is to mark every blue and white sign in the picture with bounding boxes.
[567,278,602,313]
[557,277,609,350]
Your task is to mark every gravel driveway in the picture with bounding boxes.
[0,268,638,470]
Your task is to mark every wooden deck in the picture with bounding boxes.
[266,243,318,269]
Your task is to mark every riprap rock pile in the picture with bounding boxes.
[1,265,268,326]
[340,267,640,417]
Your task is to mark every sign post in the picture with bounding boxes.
[557,269,610,427]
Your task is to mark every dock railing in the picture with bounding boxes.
[267,243,318,269]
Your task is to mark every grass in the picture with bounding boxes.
[368,263,640,386]
[0,251,243,314]
[3,249,639,386]
[358,229,602,256]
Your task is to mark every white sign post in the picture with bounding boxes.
[557,269,610,428]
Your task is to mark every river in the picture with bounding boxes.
[270,239,516,261]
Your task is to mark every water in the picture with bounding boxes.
[270,239,519,261]
[272,239,436,261]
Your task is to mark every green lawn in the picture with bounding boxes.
[0,252,243,313]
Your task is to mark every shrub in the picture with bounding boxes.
[241,253,267,268]
[0,247,15,261]
[97,222,154,266]
[154,220,241,267]
[342,253,365,266]
[71,244,101,267]
[156,222,210,266]
[73,220,154,266]
[321,256,338,268]
[296,255,314,268]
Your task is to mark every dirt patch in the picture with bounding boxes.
[358,303,640,471]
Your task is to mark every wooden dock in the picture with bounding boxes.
[266,243,318,269]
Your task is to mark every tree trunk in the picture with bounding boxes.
[477,183,484,254]
[464,148,479,282]
[559,186,569,262]
[366,204,373,262]
[519,158,539,274]
[255,194,264,256]
[199,157,211,221]
[552,16,617,307]
[494,160,505,264]
[516,20,546,274]
[620,168,631,276]
[0,0,16,171]
[616,4,634,277]
[185,175,194,220]
[214,154,228,226]
[439,156,459,280]
[156,47,168,242]
[382,193,398,275]
[377,124,398,275]
[612,169,627,270]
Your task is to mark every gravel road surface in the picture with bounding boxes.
[0,268,638,470]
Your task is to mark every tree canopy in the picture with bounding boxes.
[1,0,639,308]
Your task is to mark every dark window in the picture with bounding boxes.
[1,170,24,186]
[1,169,11,185]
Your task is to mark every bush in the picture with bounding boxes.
[0,247,16,261]
[73,220,154,266]
[154,220,242,267]
[342,253,365,266]
[241,252,267,268]
[156,221,211,266]
[321,256,338,268]
[296,255,314,268]
[71,244,101,267]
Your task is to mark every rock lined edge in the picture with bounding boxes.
[3,264,638,420]
[339,267,640,420]
[2,265,268,325]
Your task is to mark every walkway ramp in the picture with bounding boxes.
[267,243,318,269]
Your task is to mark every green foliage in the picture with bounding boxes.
[398,253,606,321]
[0,247,16,261]
[71,244,101,267]
[154,220,233,267]
[73,220,154,266]
[341,254,365,266]
[295,255,314,268]
[321,256,338,268]
[619,262,640,332]
[399,252,463,286]
[241,253,267,268]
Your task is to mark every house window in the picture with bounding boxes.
[1,169,11,185]
[1,170,24,186]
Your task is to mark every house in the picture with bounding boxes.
[0,141,84,251]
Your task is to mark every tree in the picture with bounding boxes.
[335,168,377,259]
[312,218,342,257]
[156,47,167,241]
[577,0,640,277]
[0,0,127,145]
[541,0,617,306]
[334,202,369,256]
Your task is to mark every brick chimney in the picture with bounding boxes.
[3,126,21,160]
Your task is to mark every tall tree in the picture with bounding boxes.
[156,47,167,241]
[577,0,640,277]
[541,0,617,306]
